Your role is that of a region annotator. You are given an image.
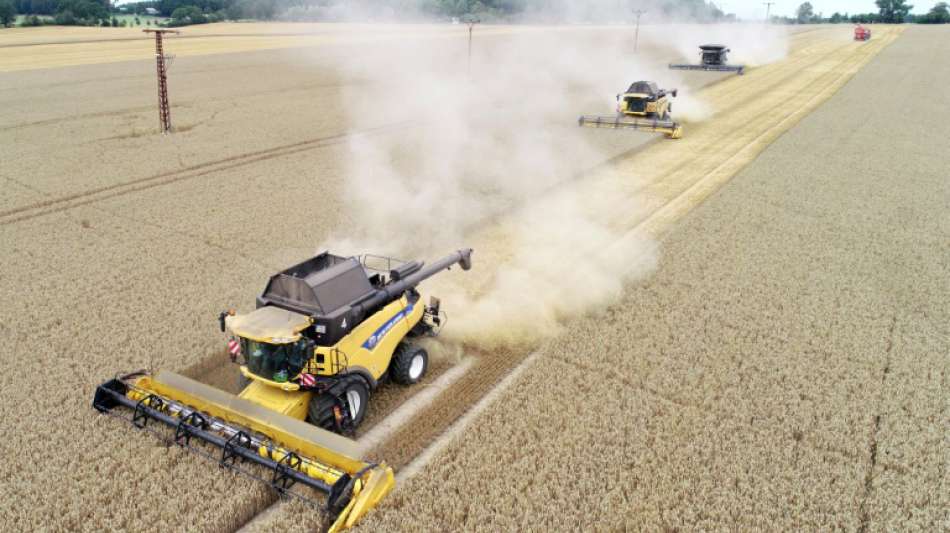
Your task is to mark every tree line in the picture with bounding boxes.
[788,0,949,24]
[0,0,735,27]
[3,0,950,28]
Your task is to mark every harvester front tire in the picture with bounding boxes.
[308,376,370,433]
[391,344,428,385]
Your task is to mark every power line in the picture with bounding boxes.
[763,2,775,22]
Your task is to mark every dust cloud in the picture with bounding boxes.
[659,23,790,67]
[314,16,787,346]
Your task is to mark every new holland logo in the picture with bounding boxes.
[362,304,413,350]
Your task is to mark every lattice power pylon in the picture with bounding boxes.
[143,29,180,134]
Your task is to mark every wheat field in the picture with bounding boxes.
[2,20,944,532]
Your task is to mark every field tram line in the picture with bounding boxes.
[0,105,157,132]
[856,314,898,533]
[0,120,415,227]
[0,30,345,49]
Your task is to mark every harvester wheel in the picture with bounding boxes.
[391,344,428,385]
[308,375,369,432]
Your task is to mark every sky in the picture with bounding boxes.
[722,0,928,19]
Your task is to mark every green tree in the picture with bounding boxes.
[54,0,108,24]
[876,0,913,22]
[920,1,950,21]
[829,11,845,22]
[0,0,16,26]
[796,1,814,22]
[171,4,207,23]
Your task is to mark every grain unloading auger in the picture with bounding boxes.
[94,248,474,532]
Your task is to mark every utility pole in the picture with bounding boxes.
[763,2,775,23]
[632,9,645,53]
[465,18,480,78]
[143,29,179,134]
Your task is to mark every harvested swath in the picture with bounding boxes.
[358,25,948,531]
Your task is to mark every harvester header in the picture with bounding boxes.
[94,371,391,531]
[578,115,683,138]
[94,248,474,531]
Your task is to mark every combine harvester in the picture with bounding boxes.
[94,248,473,531]
[854,25,871,41]
[579,81,683,139]
[669,44,745,75]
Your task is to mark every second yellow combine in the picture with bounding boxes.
[579,80,683,139]
[94,248,473,531]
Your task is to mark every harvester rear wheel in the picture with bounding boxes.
[308,375,370,433]
[391,344,428,385]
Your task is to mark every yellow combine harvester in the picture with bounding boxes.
[94,249,473,531]
[579,81,683,139]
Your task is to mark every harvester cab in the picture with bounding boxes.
[669,44,745,75]
[854,25,871,41]
[94,248,473,532]
[578,80,683,139]
[224,250,467,433]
